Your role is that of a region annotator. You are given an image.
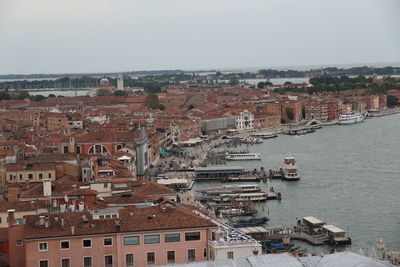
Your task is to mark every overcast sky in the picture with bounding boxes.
[0,0,399,74]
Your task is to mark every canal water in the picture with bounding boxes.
[194,113,400,253]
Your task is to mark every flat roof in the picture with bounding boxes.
[195,166,244,172]
[302,216,326,225]
[322,224,345,233]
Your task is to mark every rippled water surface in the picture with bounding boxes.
[194,114,400,252]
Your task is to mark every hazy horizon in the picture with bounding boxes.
[1,61,400,77]
[1,0,399,74]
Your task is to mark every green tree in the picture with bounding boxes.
[285,107,295,121]
[114,90,128,97]
[13,90,30,100]
[97,89,112,97]
[144,93,161,109]
[387,95,399,107]
[0,91,10,100]
[188,104,195,110]
[48,94,56,98]
[257,81,266,88]
[30,95,46,102]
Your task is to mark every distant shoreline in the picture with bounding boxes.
[1,62,400,80]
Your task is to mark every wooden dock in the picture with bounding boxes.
[239,226,329,246]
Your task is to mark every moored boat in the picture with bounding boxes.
[225,152,261,161]
[232,216,270,227]
[242,137,263,144]
[251,132,278,139]
[338,112,364,125]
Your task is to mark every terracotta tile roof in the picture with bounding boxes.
[131,179,175,196]
[102,193,158,205]
[23,204,216,239]
[64,188,98,196]
[0,200,48,212]
[5,162,56,171]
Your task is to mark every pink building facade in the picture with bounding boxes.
[23,228,212,267]
[9,204,217,267]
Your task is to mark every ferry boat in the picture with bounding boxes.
[242,137,263,144]
[225,153,261,161]
[200,185,258,194]
[281,156,300,181]
[235,192,267,201]
[338,112,364,125]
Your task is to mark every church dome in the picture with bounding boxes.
[100,77,110,85]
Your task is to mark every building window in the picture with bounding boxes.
[227,251,234,259]
[147,252,155,265]
[124,236,139,246]
[144,234,160,244]
[104,255,113,267]
[82,239,91,248]
[38,242,48,251]
[83,257,92,267]
[61,258,70,267]
[60,241,70,250]
[48,173,52,179]
[125,254,134,267]
[19,174,23,180]
[167,251,175,264]
[39,260,48,267]
[188,249,196,262]
[165,233,180,243]
[204,248,207,258]
[253,250,259,255]
[28,174,33,179]
[16,240,23,246]
[39,173,43,179]
[104,238,112,246]
[76,146,81,154]
[185,232,200,241]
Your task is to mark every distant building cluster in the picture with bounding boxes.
[0,75,398,266]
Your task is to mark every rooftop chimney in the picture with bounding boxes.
[44,216,49,228]
[43,179,52,197]
[115,221,121,232]
[70,226,75,235]
[7,209,15,226]
[39,216,45,227]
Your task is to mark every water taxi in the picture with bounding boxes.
[225,153,261,161]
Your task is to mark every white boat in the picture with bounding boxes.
[235,192,267,201]
[338,112,364,125]
[251,132,278,139]
[281,156,300,181]
[225,153,261,160]
[200,184,261,194]
[242,137,263,144]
